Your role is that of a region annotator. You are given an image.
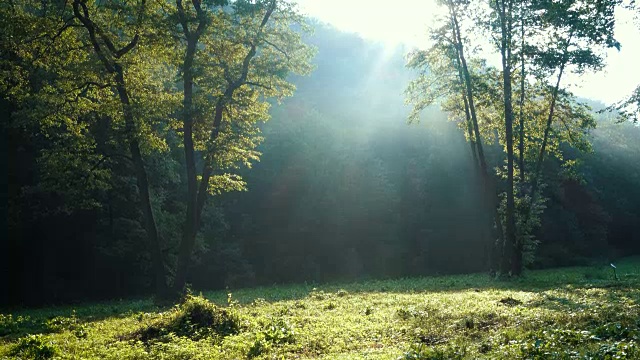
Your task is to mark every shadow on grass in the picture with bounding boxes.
[201,257,639,306]
[2,257,638,340]
[0,299,173,340]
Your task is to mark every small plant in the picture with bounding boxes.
[498,297,522,306]
[261,317,295,344]
[595,322,640,341]
[324,301,337,310]
[461,317,475,330]
[400,343,466,360]
[397,308,412,320]
[10,335,58,360]
[247,334,271,358]
[516,329,598,358]
[611,263,620,281]
[478,342,492,353]
[0,314,46,337]
[336,289,349,297]
[396,307,428,320]
[44,310,86,336]
[364,306,374,316]
[227,292,240,307]
[73,326,88,339]
[293,301,306,309]
[592,340,640,359]
[309,288,327,300]
[251,298,268,307]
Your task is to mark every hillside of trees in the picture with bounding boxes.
[3,18,638,307]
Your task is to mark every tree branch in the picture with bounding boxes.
[263,38,290,61]
[72,0,115,72]
[176,0,191,38]
[244,81,272,90]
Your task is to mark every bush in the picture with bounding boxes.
[10,335,58,360]
[0,314,21,336]
[128,295,242,343]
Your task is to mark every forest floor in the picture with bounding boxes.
[1,258,639,359]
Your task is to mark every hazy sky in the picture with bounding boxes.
[297,0,640,105]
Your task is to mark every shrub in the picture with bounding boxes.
[127,295,242,343]
[10,335,58,360]
[0,314,21,336]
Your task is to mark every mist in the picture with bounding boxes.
[4,21,639,306]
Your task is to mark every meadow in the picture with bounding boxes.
[2,258,639,359]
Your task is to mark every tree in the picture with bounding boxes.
[70,0,172,296]
[607,86,640,123]
[491,0,519,275]
[407,0,618,275]
[1,0,313,298]
[515,0,620,273]
[171,0,314,294]
[407,0,509,271]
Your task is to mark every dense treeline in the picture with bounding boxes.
[3,0,314,304]
[4,21,639,307]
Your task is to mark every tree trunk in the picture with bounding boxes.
[496,0,519,275]
[530,61,566,207]
[520,33,572,269]
[114,65,167,297]
[518,18,526,184]
[72,1,168,296]
[172,0,276,294]
[450,5,504,272]
[173,0,208,294]
[462,92,479,167]
[174,33,202,295]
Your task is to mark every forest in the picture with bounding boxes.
[1,0,640,359]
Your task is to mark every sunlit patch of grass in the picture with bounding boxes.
[1,257,639,359]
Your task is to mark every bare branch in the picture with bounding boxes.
[244,81,272,90]
[263,38,290,61]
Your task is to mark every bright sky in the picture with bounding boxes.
[297,0,640,105]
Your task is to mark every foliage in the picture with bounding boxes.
[1,258,639,359]
[405,0,625,275]
[126,294,242,343]
[605,85,640,124]
[4,17,638,305]
[9,335,59,360]
[260,317,296,344]
[400,343,466,360]
[1,0,315,298]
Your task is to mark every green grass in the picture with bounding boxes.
[2,258,639,359]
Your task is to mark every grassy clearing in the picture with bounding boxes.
[1,258,639,359]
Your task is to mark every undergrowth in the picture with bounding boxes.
[124,294,243,344]
[1,257,638,359]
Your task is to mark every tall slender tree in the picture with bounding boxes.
[70,0,170,295]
